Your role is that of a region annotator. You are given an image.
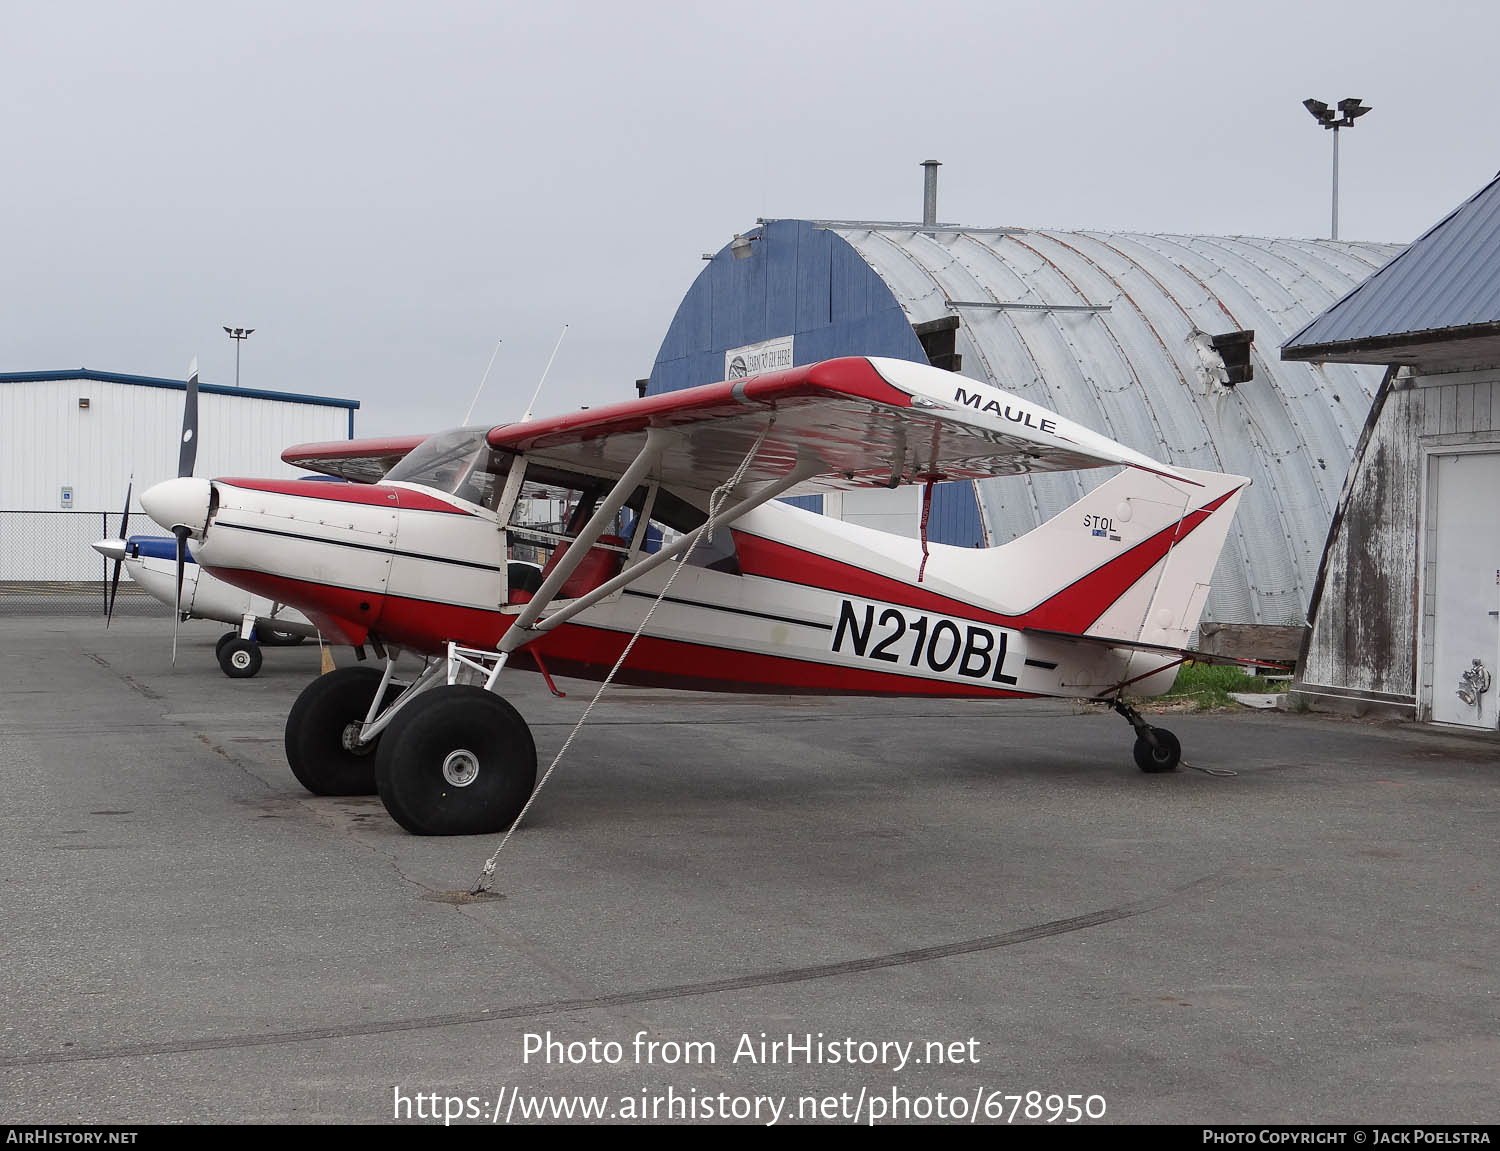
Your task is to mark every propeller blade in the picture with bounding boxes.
[106,477,132,627]
[172,525,189,667]
[119,476,132,542]
[178,362,199,479]
[106,557,123,627]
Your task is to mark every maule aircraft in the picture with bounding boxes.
[137,356,1250,836]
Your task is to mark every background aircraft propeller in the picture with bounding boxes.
[104,477,132,626]
[172,360,200,666]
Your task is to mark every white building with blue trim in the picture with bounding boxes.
[0,368,358,581]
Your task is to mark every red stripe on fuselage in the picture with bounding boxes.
[215,478,474,515]
[733,487,1237,634]
[200,566,1028,697]
[524,623,1031,698]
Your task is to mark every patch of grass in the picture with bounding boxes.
[1154,662,1290,711]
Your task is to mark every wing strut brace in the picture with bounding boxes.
[474,422,815,892]
[500,444,823,647]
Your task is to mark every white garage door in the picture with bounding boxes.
[1430,451,1500,728]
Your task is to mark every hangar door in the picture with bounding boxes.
[1429,451,1500,728]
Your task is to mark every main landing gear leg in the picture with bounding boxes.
[283,662,407,795]
[306,644,537,836]
[1112,698,1181,774]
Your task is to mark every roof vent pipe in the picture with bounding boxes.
[921,160,941,227]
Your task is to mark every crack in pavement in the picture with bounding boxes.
[0,870,1228,1068]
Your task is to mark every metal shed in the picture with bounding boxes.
[649,217,1400,626]
[0,368,357,582]
[1284,170,1500,727]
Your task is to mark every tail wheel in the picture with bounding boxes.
[375,686,537,836]
[219,637,263,679]
[1133,727,1181,773]
[284,667,403,795]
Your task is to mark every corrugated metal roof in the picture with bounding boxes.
[648,220,1399,625]
[1283,172,1500,358]
[825,226,1400,625]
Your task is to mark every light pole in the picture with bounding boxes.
[223,327,254,387]
[1303,98,1371,240]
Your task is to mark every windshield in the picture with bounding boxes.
[384,428,497,503]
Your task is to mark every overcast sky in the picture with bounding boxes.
[3,0,1496,437]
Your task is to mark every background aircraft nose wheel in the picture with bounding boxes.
[375,685,537,836]
[218,637,263,679]
[1112,697,1182,773]
[1132,727,1181,773]
[284,667,406,795]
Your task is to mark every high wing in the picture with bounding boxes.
[281,434,428,483]
[487,356,1193,494]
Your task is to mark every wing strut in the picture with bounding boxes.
[502,452,824,648]
[503,428,667,640]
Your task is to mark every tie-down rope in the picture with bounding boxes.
[473,422,775,892]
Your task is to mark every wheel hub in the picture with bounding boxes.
[442,748,481,788]
[341,722,375,756]
[231,650,252,669]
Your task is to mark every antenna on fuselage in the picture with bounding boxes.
[521,323,568,423]
[462,336,504,426]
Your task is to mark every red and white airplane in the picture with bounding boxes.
[139,356,1249,836]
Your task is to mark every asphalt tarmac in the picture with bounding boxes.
[1,615,1496,1126]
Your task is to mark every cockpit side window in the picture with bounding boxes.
[504,464,615,566]
[384,428,509,509]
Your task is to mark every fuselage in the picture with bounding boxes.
[149,473,1214,700]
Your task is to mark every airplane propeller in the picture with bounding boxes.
[104,477,132,626]
[171,361,200,666]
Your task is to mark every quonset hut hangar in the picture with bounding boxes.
[0,368,358,583]
[648,209,1400,629]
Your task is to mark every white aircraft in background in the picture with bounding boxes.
[91,530,313,677]
[89,365,320,678]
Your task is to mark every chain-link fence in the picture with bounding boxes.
[0,511,171,617]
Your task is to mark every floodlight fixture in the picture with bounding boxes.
[1303,96,1372,239]
[1303,98,1333,124]
[223,326,254,387]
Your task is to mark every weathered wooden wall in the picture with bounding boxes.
[1197,623,1307,662]
[1298,365,1500,714]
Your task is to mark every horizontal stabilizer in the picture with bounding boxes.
[1023,626,1291,671]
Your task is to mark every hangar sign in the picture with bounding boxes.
[725,335,794,380]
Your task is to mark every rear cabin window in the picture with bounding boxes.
[505,467,611,566]
[505,471,740,577]
[621,486,740,575]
